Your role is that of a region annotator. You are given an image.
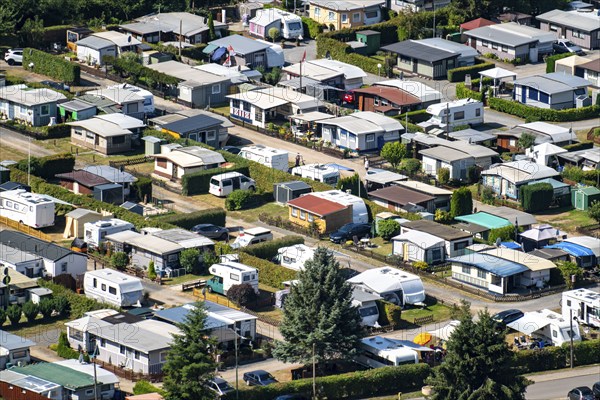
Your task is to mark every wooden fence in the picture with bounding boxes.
[182,279,206,291]
[92,359,163,383]
[0,216,52,241]
[109,156,154,169]
[414,315,434,325]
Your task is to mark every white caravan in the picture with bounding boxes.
[347,266,426,307]
[84,218,135,248]
[352,289,381,327]
[207,262,259,295]
[107,83,154,114]
[291,164,340,186]
[419,98,484,132]
[231,227,273,249]
[507,309,581,346]
[0,189,55,228]
[276,244,315,271]
[238,145,289,172]
[355,336,432,368]
[84,269,144,307]
[562,288,600,329]
[311,190,369,224]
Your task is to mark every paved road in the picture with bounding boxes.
[0,126,56,158]
[525,365,600,400]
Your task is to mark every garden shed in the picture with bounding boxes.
[0,166,9,184]
[142,135,166,156]
[93,183,124,205]
[571,186,600,211]
[355,30,381,56]
[274,181,312,205]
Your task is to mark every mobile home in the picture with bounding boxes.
[507,309,581,346]
[231,227,273,249]
[249,8,303,40]
[0,189,55,228]
[83,269,144,307]
[238,145,289,172]
[84,218,135,248]
[291,164,340,186]
[207,262,259,295]
[276,244,315,271]
[311,190,369,224]
[419,98,483,132]
[352,289,381,327]
[347,266,426,306]
[562,288,600,329]
[355,336,432,368]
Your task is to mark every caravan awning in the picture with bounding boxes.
[507,315,550,336]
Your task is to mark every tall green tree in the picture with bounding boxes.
[18,16,44,49]
[450,187,473,218]
[162,305,217,400]
[273,247,364,364]
[426,303,528,400]
[556,261,583,289]
[180,248,200,274]
[380,141,407,170]
[207,12,216,41]
[0,3,17,36]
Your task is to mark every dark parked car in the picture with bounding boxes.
[191,223,229,240]
[329,222,371,244]
[592,382,600,399]
[274,395,310,400]
[492,309,524,327]
[207,377,234,397]
[223,146,241,155]
[568,386,595,400]
[243,370,278,386]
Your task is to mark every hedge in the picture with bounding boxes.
[301,16,324,39]
[16,153,75,180]
[320,19,401,45]
[376,300,403,328]
[513,339,600,373]
[455,82,483,101]
[104,55,179,89]
[23,48,80,84]
[180,43,208,60]
[489,97,600,122]
[241,235,304,260]
[157,208,227,229]
[38,280,118,319]
[519,183,553,213]
[180,165,250,196]
[561,165,600,186]
[238,253,298,289]
[223,363,431,400]
[563,141,594,152]
[316,36,389,76]
[546,53,575,73]
[44,124,72,139]
[397,109,430,124]
[447,61,495,83]
[131,177,152,203]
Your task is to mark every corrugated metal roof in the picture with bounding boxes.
[75,35,115,50]
[382,40,458,63]
[162,114,223,134]
[449,253,529,277]
[455,212,511,230]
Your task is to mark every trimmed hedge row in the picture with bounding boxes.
[546,53,575,73]
[563,141,594,152]
[489,97,600,122]
[238,253,298,289]
[320,19,401,45]
[180,165,250,196]
[447,61,495,83]
[130,177,152,203]
[223,363,431,400]
[397,109,430,123]
[316,37,387,76]
[16,153,75,180]
[157,208,227,229]
[520,183,553,212]
[241,235,304,260]
[455,82,483,101]
[23,48,80,84]
[562,165,600,186]
[513,339,600,373]
[301,16,324,39]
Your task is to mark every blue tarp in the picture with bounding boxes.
[211,46,227,62]
[545,242,595,257]
[500,242,522,250]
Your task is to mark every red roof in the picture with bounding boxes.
[460,18,496,31]
[55,170,110,188]
[287,194,347,216]
[353,86,421,107]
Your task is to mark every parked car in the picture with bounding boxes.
[329,222,372,244]
[4,48,23,65]
[568,387,595,400]
[592,382,600,399]
[191,223,229,240]
[492,309,524,327]
[553,39,585,55]
[223,146,241,155]
[209,172,256,197]
[207,377,234,397]
[243,370,278,386]
[40,80,71,91]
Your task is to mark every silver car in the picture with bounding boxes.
[553,39,585,55]
[4,49,23,65]
[191,223,229,241]
[207,377,234,397]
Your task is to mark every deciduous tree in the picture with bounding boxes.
[588,201,600,225]
[517,132,536,151]
[380,142,407,170]
[180,248,200,274]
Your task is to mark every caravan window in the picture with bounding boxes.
[5,201,11,208]
[101,284,107,291]
[359,306,378,317]
[109,286,117,295]
[243,275,250,282]
[476,108,481,117]
[93,278,97,288]
[230,273,240,281]
[552,330,557,338]
[566,300,571,307]
[454,111,465,120]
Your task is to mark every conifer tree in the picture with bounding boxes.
[273,247,364,364]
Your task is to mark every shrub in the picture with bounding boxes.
[22,301,39,322]
[376,300,402,328]
[447,61,495,82]
[400,158,421,176]
[23,48,80,84]
[489,97,600,122]
[571,338,600,365]
[546,53,575,73]
[39,298,54,319]
[488,225,516,245]
[455,82,483,101]
[147,261,157,281]
[225,189,254,210]
[131,177,152,202]
[434,209,452,223]
[227,283,258,306]
[336,174,368,198]
[53,295,69,317]
[238,253,298,289]
[519,183,553,213]
[56,331,81,360]
[111,252,129,270]
[467,165,481,184]
[242,236,304,260]
[44,124,72,139]
[158,208,226,229]
[481,186,496,204]
[180,165,250,196]
[39,280,116,319]
[6,305,21,326]
[450,187,473,218]
[378,219,400,241]
[133,380,167,396]
[301,17,324,39]
[563,141,594,152]
[438,167,450,185]
[513,346,566,373]
[15,153,75,180]
[180,248,201,274]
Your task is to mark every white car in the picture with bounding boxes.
[4,49,23,65]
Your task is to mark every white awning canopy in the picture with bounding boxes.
[479,67,517,80]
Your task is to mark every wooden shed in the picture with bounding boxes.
[63,208,103,239]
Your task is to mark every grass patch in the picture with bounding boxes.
[401,298,453,324]
[229,201,289,224]
[535,208,596,234]
[368,236,394,257]
[210,105,230,117]
[162,273,211,286]
[125,161,155,176]
[254,306,283,324]
[3,316,69,338]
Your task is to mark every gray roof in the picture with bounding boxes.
[420,146,473,162]
[0,243,43,265]
[81,165,137,184]
[464,25,537,47]
[449,128,496,143]
[528,248,569,260]
[513,76,574,94]
[381,40,458,63]
[536,9,600,32]
[308,0,385,10]
[162,114,224,134]
[75,35,115,51]
[127,12,226,37]
[76,94,120,114]
[545,72,593,88]
[0,331,35,350]
[209,35,271,55]
[59,99,96,112]
[277,181,312,190]
[142,135,164,144]
[477,204,537,226]
[95,322,172,352]
[65,208,101,219]
[0,230,82,262]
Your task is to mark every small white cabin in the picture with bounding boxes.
[238,145,289,172]
[355,336,432,368]
[84,269,144,307]
[276,244,315,271]
[0,189,55,228]
[311,190,369,224]
[347,266,426,306]
[507,309,581,346]
[84,218,135,248]
[207,262,259,295]
[231,227,273,249]
[562,288,600,329]
[419,98,484,131]
[291,164,340,186]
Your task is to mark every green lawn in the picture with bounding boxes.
[535,208,596,234]
[401,299,453,324]
[368,236,394,257]
[2,316,69,338]
[162,274,211,286]
[210,105,230,117]
[229,202,289,224]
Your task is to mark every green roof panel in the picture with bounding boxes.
[11,363,99,390]
[455,212,511,230]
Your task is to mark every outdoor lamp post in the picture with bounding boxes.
[377,63,382,77]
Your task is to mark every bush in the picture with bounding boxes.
[376,300,402,328]
[180,248,201,274]
[39,298,54,319]
[302,17,324,39]
[546,53,575,73]
[0,308,6,326]
[44,124,72,139]
[158,208,227,229]
[6,305,21,326]
[435,209,452,223]
[56,331,81,360]
[481,186,496,204]
[22,301,39,322]
[378,219,400,241]
[572,338,600,365]
[133,380,167,396]
[488,225,516,245]
[147,261,157,281]
[225,189,254,211]
[520,183,553,212]
[131,177,152,202]
[227,283,258,306]
[15,153,75,180]
[563,141,594,152]
[180,165,250,196]
[242,236,304,260]
[450,187,472,218]
[513,346,566,373]
[38,280,116,319]
[400,158,421,176]
[53,295,69,317]
[467,165,481,184]
[447,61,495,82]
[238,253,298,289]
[455,82,483,101]
[23,48,80,84]
[111,252,129,270]
[336,174,367,198]
[438,167,450,185]
[489,97,600,122]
